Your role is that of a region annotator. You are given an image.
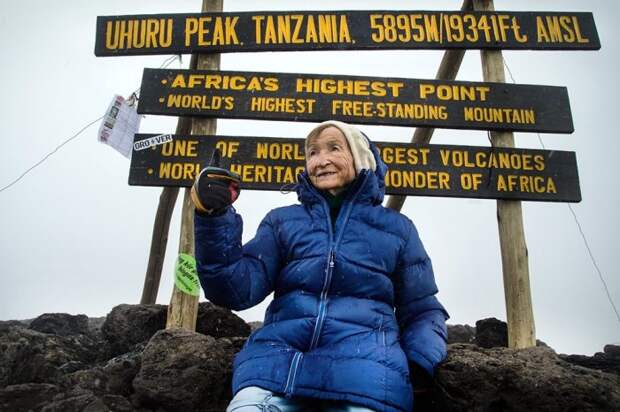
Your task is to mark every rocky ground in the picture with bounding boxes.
[1,305,619,411]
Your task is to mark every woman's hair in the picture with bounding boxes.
[305,123,342,151]
[305,120,377,174]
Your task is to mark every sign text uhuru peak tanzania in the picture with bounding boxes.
[129,134,581,202]
[137,69,573,133]
[95,11,600,55]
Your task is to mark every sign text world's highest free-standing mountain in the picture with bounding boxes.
[137,68,574,134]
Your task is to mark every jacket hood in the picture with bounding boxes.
[297,135,387,206]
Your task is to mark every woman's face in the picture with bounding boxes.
[306,126,356,195]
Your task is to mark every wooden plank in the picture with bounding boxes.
[386,0,472,212]
[129,134,581,203]
[140,115,194,305]
[165,0,222,332]
[137,68,574,133]
[140,55,200,306]
[475,0,536,349]
[95,10,600,56]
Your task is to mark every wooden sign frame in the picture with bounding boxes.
[137,68,574,133]
[129,134,581,202]
[95,10,600,56]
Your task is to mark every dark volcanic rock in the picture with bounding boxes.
[3,309,620,411]
[0,320,27,332]
[0,383,62,411]
[6,387,137,412]
[247,321,263,332]
[32,387,135,412]
[447,324,475,344]
[475,317,508,348]
[102,304,166,357]
[0,326,101,387]
[88,317,106,333]
[29,313,90,336]
[560,344,620,376]
[102,348,143,396]
[99,394,135,412]
[435,343,620,411]
[58,347,143,400]
[196,302,251,338]
[605,344,620,358]
[40,387,107,412]
[133,329,235,411]
[472,318,548,349]
[227,336,248,353]
[60,367,108,395]
[101,303,249,359]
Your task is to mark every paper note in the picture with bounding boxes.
[98,95,141,158]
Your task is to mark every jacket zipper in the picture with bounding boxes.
[309,249,335,349]
[283,182,334,397]
[283,172,369,395]
[308,172,370,351]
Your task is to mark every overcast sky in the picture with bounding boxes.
[1,0,618,356]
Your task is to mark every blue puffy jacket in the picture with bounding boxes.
[194,142,449,412]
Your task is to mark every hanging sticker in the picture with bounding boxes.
[133,133,173,151]
[174,253,200,296]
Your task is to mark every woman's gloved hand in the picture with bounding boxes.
[190,166,241,216]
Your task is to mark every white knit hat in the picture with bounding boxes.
[305,120,376,174]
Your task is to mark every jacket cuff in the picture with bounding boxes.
[194,206,236,229]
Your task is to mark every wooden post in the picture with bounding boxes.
[166,0,223,330]
[140,186,179,304]
[140,118,190,304]
[140,55,199,305]
[473,0,536,348]
[386,0,471,211]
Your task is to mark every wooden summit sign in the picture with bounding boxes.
[137,69,573,134]
[129,134,581,202]
[95,10,600,56]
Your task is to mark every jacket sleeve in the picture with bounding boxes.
[394,221,449,377]
[194,207,282,311]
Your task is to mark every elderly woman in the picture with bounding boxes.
[191,121,448,412]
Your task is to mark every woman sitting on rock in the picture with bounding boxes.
[191,120,449,412]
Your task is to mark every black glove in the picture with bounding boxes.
[190,166,241,216]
